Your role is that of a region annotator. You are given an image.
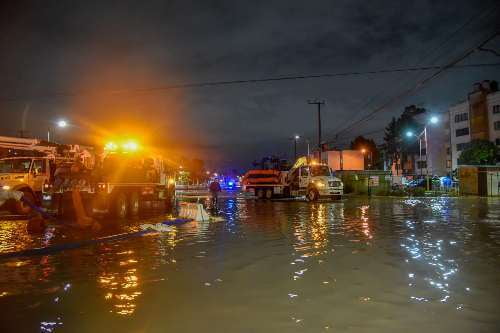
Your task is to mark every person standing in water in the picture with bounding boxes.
[208,179,222,210]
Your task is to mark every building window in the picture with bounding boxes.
[446,147,450,155]
[456,142,469,151]
[496,138,500,146]
[446,160,452,168]
[454,112,468,122]
[493,105,500,114]
[455,127,469,137]
[417,161,427,169]
[495,121,500,131]
[419,148,426,156]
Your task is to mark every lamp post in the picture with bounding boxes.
[406,115,440,191]
[293,135,300,160]
[47,119,68,142]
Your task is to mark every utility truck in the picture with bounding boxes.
[243,156,343,201]
[47,139,176,220]
[0,135,175,218]
[0,136,92,214]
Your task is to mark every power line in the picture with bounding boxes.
[1,63,500,103]
[325,3,500,140]
[325,31,500,144]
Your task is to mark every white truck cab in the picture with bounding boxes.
[288,162,343,201]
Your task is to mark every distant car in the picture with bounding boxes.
[407,176,440,189]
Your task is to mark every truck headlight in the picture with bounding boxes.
[315,181,326,188]
[2,185,10,190]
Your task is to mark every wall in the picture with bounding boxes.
[449,101,471,170]
[323,150,364,171]
[487,91,500,145]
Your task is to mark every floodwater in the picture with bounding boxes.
[1,195,500,332]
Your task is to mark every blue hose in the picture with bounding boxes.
[20,196,54,219]
[0,218,192,260]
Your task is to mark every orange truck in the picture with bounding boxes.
[242,157,343,201]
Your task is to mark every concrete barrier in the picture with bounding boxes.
[178,202,210,222]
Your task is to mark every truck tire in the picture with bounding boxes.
[256,188,265,200]
[265,188,273,199]
[128,192,140,218]
[13,191,35,215]
[113,192,128,219]
[306,188,319,202]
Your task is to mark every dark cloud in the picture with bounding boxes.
[0,0,499,169]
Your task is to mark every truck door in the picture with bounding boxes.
[299,167,310,189]
[31,159,49,193]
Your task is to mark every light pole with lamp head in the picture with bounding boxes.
[406,115,439,190]
[47,119,68,142]
[293,135,300,160]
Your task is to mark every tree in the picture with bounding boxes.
[458,140,499,165]
[382,106,422,174]
[350,136,381,169]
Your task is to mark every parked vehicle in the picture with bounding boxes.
[0,136,92,214]
[47,139,176,220]
[243,156,343,201]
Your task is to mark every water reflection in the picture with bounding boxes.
[401,199,463,307]
[1,197,500,331]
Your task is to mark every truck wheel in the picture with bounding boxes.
[128,192,140,217]
[13,191,35,215]
[113,193,128,219]
[265,188,273,199]
[256,189,265,200]
[307,189,319,202]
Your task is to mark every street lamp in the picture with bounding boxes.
[293,135,300,160]
[47,119,69,142]
[406,116,440,190]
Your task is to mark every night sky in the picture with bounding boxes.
[1,0,499,169]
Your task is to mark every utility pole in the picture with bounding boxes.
[308,99,325,161]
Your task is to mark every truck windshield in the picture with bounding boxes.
[310,165,331,177]
[0,159,32,173]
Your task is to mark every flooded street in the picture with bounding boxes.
[1,196,500,332]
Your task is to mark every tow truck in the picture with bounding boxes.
[242,156,343,201]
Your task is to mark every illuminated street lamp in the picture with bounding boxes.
[47,118,69,142]
[406,116,440,189]
[293,134,300,159]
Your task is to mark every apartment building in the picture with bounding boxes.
[448,80,500,170]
